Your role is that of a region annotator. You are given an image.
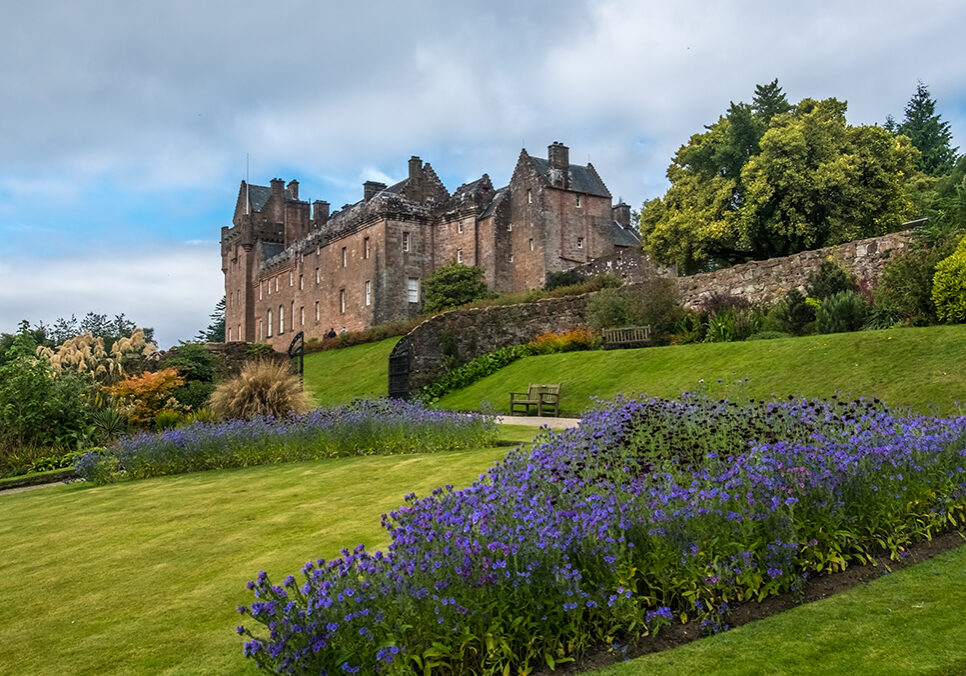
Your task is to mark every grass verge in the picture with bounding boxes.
[302,337,398,406]
[436,324,966,416]
[0,432,524,674]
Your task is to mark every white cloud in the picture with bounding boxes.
[0,243,223,349]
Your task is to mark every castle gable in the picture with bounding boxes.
[527,157,611,197]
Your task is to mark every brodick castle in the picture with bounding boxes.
[221,142,641,348]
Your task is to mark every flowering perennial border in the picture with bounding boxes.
[237,395,966,674]
[75,399,497,483]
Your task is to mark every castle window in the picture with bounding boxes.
[340,289,346,314]
[342,247,347,267]
[365,280,371,307]
[259,283,263,300]
[316,267,320,284]
[527,189,532,204]
[402,231,410,252]
[576,194,582,208]
[509,253,514,263]
[457,221,463,234]
[275,277,279,292]
[299,274,303,290]
[507,223,512,232]
[300,306,305,326]
[290,301,295,330]
[279,305,285,335]
[364,237,370,259]
[457,249,463,263]
[258,319,263,341]
[577,237,584,249]
[408,278,419,303]
[267,310,273,337]
[316,246,320,257]
[237,324,241,341]
[228,327,232,342]
[315,301,320,322]
[529,238,534,251]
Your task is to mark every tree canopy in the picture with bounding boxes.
[641,83,920,272]
[423,264,492,313]
[891,81,958,177]
[196,297,226,342]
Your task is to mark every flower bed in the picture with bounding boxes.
[75,399,497,483]
[237,395,966,674]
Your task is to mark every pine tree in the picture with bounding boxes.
[751,79,792,122]
[197,297,226,342]
[897,81,958,177]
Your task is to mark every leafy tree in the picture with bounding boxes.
[196,297,226,342]
[642,87,920,272]
[38,312,154,351]
[423,264,492,313]
[892,81,959,177]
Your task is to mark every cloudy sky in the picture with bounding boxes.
[1,0,964,347]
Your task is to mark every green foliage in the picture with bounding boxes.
[626,277,688,344]
[90,407,128,443]
[807,258,858,300]
[544,269,584,290]
[196,297,226,342]
[586,287,632,330]
[931,238,966,323]
[873,247,947,326]
[0,329,94,451]
[816,291,870,334]
[770,289,815,335]
[304,319,417,354]
[893,81,959,177]
[746,331,792,341]
[162,343,219,409]
[641,86,919,271]
[703,307,763,343]
[154,409,188,431]
[418,344,537,404]
[28,450,86,474]
[42,312,154,352]
[209,360,312,420]
[423,264,493,313]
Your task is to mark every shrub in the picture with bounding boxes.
[209,360,312,421]
[626,277,687,344]
[154,409,187,431]
[76,400,496,483]
[423,264,493,313]
[304,319,419,354]
[770,289,815,335]
[807,258,857,300]
[816,290,870,334]
[932,238,966,323]
[102,368,185,427]
[873,247,947,326]
[236,395,966,674]
[90,407,128,443]
[28,450,85,473]
[528,327,596,355]
[586,287,631,330]
[703,307,762,342]
[544,269,584,290]
[418,344,536,404]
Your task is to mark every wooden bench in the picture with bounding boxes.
[601,325,652,348]
[509,383,561,417]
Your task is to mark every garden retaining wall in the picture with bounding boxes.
[389,229,914,398]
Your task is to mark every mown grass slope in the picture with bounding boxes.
[437,325,966,416]
[302,337,398,406]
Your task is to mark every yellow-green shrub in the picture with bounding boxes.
[932,238,966,324]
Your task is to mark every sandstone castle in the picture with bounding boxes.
[221,142,641,348]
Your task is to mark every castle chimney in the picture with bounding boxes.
[364,181,387,202]
[409,156,422,181]
[286,180,299,200]
[613,202,631,228]
[407,156,424,202]
[270,178,284,199]
[313,200,330,226]
[548,142,569,170]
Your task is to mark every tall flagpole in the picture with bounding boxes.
[246,153,250,215]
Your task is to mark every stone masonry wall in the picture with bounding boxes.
[390,229,914,397]
[674,230,912,309]
[391,295,592,392]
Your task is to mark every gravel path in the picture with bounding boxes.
[496,415,581,429]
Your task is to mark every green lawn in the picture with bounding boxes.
[302,337,398,406]
[596,541,966,675]
[437,324,966,417]
[0,441,515,675]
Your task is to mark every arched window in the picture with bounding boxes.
[279,305,285,334]
[267,310,273,337]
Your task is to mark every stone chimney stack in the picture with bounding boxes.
[313,200,330,226]
[407,156,424,202]
[286,179,299,200]
[270,178,284,199]
[364,181,387,202]
[613,202,631,228]
[548,142,569,170]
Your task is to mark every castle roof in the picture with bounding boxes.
[528,157,611,197]
[245,184,297,212]
[479,186,508,219]
[611,221,641,248]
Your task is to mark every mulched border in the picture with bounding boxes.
[541,529,966,674]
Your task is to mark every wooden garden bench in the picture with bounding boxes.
[509,384,562,417]
[601,325,652,348]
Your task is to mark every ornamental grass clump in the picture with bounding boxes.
[209,360,312,420]
[75,399,496,483]
[237,394,966,675]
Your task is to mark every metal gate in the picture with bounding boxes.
[388,345,410,400]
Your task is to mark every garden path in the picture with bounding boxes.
[497,415,581,429]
